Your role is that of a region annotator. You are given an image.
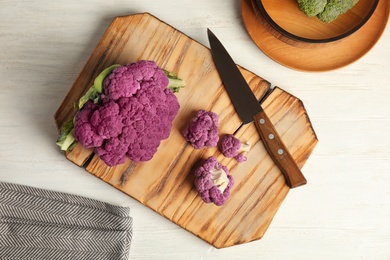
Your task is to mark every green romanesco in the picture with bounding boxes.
[297,0,359,23]
[317,0,359,23]
[298,0,327,17]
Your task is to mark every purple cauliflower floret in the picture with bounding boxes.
[194,156,234,206]
[182,110,219,149]
[117,82,179,162]
[90,100,124,139]
[220,134,251,163]
[235,154,247,163]
[95,137,128,166]
[73,101,104,148]
[103,60,169,100]
[74,100,124,153]
[72,60,181,166]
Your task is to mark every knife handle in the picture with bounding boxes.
[253,110,307,188]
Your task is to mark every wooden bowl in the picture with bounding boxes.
[254,0,379,48]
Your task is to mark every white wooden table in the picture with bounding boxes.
[0,1,389,259]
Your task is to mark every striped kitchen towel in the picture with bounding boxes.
[0,182,132,259]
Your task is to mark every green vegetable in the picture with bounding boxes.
[78,64,121,109]
[298,0,327,17]
[164,70,185,93]
[297,0,359,23]
[317,0,359,23]
[56,119,76,151]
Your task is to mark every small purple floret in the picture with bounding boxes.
[182,110,219,149]
[194,156,234,206]
[219,134,251,163]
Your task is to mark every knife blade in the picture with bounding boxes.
[207,29,306,188]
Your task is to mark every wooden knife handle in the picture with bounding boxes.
[253,110,307,188]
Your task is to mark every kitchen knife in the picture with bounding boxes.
[207,29,306,188]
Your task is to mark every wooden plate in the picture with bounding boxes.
[241,0,389,71]
[256,0,378,43]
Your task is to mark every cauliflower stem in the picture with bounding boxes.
[164,70,185,93]
[210,163,229,193]
[239,142,251,153]
[56,118,76,151]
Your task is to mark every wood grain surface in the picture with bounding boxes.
[54,13,317,248]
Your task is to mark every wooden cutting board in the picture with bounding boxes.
[54,13,318,248]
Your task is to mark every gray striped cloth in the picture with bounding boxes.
[0,182,132,259]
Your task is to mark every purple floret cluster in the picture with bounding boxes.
[182,110,219,149]
[73,60,180,166]
[220,134,251,163]
[194,156,234,206]
[103,60,169,100]
[187,124,252,206]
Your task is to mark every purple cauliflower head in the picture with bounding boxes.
[73,60,180,166]
[182,110,219,149]
[194,156,234,206]
[220,134,251,163]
